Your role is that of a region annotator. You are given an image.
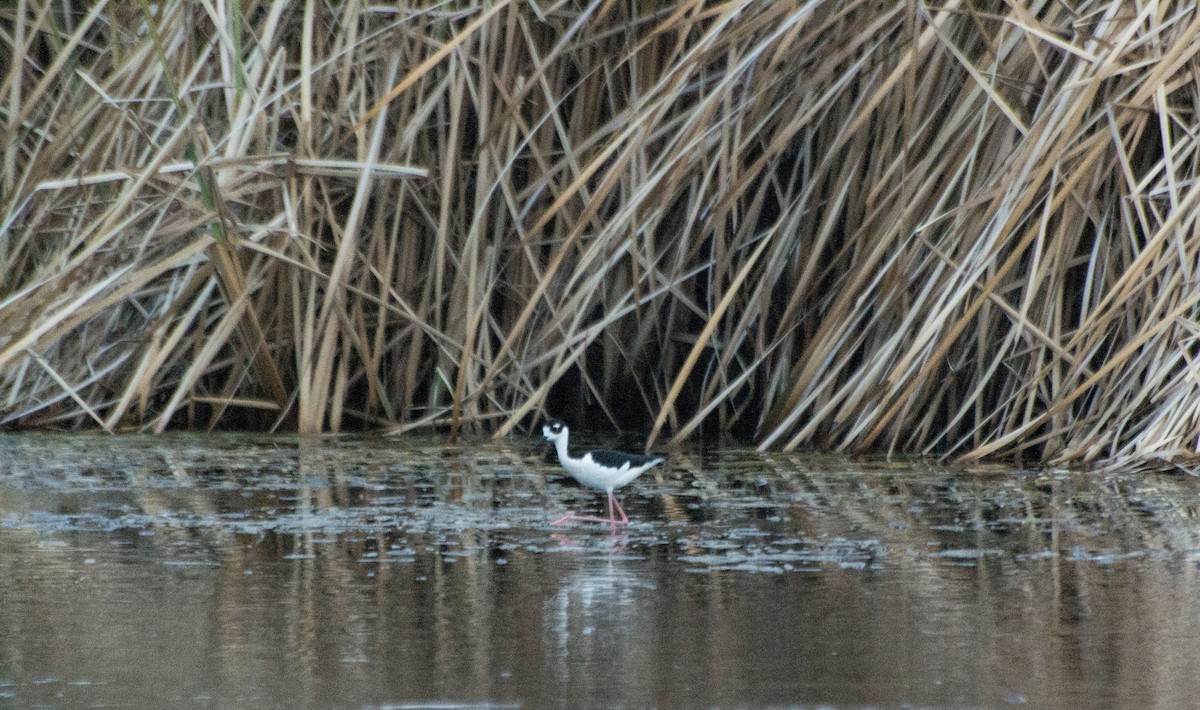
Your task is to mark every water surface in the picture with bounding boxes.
[1,433,1198,708]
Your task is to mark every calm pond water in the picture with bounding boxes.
[1,433,1199,708]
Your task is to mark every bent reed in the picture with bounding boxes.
[2,1,1199,464]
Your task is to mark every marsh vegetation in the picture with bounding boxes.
[3,2,1200,463]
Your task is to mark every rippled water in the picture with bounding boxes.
[1,433,1199,708]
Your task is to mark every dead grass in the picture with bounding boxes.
[3,1,1200,464]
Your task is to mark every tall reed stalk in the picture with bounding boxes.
[3,1,1200,463]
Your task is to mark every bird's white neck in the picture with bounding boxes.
[552,432,576,465]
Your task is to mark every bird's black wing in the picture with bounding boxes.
[587,449,664,469]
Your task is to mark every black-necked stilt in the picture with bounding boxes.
[542,419,665,526]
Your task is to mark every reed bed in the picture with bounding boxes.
[3,1,1200,463]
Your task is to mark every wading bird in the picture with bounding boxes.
[542,419,664,526]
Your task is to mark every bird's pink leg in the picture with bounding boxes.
[607,491,629,525]
[551,509,613,525]
[552,512,612,525]
[551,490,631,527]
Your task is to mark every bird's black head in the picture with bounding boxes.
[542,419,567,441]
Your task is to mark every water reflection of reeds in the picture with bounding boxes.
[3,435,1200,706]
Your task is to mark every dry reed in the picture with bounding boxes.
[3,1,1200,464]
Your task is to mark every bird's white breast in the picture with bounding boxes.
[563,453,659,492]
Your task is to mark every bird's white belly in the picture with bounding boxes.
[564,455,645,491]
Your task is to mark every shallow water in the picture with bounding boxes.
[1,433,1199,708]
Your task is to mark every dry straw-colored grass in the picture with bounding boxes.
[3,1,1200,464]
